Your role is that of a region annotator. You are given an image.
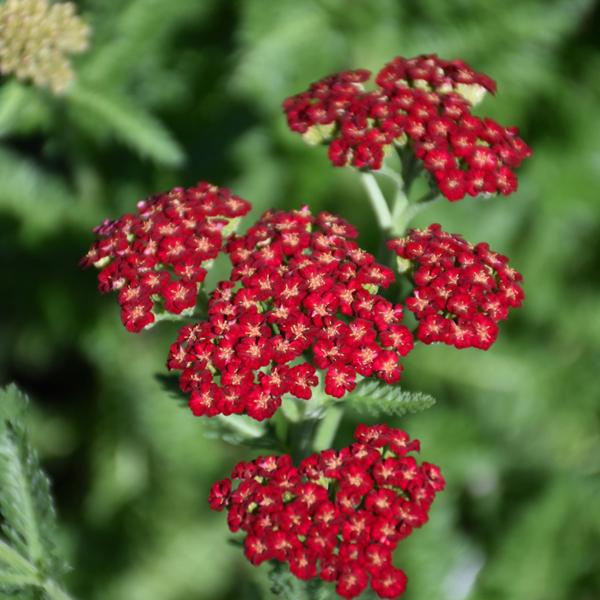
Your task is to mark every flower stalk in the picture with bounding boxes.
[359,172,392,230]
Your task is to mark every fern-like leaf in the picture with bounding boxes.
[267,562,310,600]
[267,562,342,600]
[0,385,71,599]
[155,374,286,450]
[69,85,185,167]
[344,380,436,418]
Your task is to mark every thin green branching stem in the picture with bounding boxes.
[152,310,202,325]
[362,155,442,236]
[360,172,392,230]
[312,404,343,452]
[393,193,442,233]
[376,166,410,227]
[377,164,404,189]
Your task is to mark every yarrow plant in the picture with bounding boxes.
[82,53,530,598]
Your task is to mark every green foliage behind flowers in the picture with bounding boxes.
[0,385,71,600]
[1,0,599,599]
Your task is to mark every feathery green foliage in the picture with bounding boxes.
[156,373,284,450]
[267,564,380,600]
[267,563,330,600]
[0,385,71,600]
[344,380,436,418]
[267,562,308,600]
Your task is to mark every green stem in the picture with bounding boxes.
[152,306,207,326]
[377,164,404,189]
[391,186,409,226]
[359,172,392,230]
[376,166,409,225]
[312,405,343,452]
[393,194,442,233]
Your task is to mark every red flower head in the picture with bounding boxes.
[81,182,251,332]
[208,424,444,599]
[387,224,524,349]
[375,54,496,97]
[168,208,414,421]
[283,54,531,201]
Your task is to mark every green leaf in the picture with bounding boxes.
[267,562,311,600]
[0,386,28,426]
[0,385,71,599]
[69,85,185,167]
[266,562,345,600]
[344,380,436,418]
[0,389,53,573]
[0,148,76,238]
[155,374,285,451]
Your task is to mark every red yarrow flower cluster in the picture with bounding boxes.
[388,224,524,349]
[283,54,531,201]
[81,182,251,332]
[209,424,444,599]
[375,54,497,97]
[167,207,414,421]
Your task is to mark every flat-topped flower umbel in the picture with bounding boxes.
[209,424,444,599]
[167,207,413,420]
[283,54,531,201]
[388,224,524,349]
[81,182,250,332]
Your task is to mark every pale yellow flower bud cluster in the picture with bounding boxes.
[0,0,89,94]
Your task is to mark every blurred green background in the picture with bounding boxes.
[1,0,600,598]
